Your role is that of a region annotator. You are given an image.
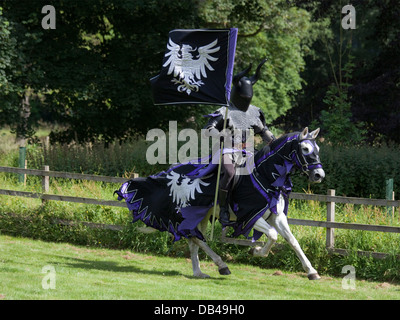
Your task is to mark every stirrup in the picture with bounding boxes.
[219,208,235,226]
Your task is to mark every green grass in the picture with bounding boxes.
[1,234,400,300]
[1,174,400,282]
[1,128,400,284]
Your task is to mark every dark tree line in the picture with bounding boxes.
[1,0,398,145]
[276,0,400,144]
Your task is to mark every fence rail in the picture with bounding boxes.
[0,165,133,184]
[0,189,126,208]
[1,166,399,258]
[290,191,399,207]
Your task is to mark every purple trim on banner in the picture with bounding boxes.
[225,28,238,102]
[186,162,218,179]
[115,183,137,208]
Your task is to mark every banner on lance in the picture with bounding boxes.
[150,28,238,106]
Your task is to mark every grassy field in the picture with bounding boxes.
[1,234,400,300]
[1,128,400,288]
[1,168,400,283]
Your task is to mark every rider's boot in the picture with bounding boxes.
[218,189,234,226]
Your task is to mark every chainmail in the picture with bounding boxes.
[216,103,264,144]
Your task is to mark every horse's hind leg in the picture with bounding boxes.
[191,237,231,276]
[187,209,230,277]
[188,238,210,278]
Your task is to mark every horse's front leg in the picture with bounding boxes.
[252,211,278,257]
[268,197,320,280]
[191,237,231,276]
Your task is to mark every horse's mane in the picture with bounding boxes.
[257,131,300,159]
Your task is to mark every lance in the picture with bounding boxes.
[210,105,229,241]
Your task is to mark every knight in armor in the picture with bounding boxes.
[203,59,275,226]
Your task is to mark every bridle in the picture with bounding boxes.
[294,137,323,174]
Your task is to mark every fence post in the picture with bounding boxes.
[393,191,396,219]
[42,165,49,204]
[386,178,394,217]
[18,147,26,183]
[326,189,336,249]
[24,160,27,186]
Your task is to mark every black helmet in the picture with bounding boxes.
[230,58,267,111]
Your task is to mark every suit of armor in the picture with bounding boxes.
[204,59,275,226]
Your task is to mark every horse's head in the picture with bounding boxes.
[297,127,325,183]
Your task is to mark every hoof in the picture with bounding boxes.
[218,267,231,275]
[308,273,321,280]
[194,272,210,279]
[250,246,261,257]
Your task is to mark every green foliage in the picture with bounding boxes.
[1,186,400,283]
[0,7,21,130]
[3,235,400,300]
[1,127,400,284]
[26,137,171,177]
[1,0,204,144]
[200,0,315,123]
[0,5,46,140]
[1,130,400,282]
[314,53,367,145]
[318,84,365,145]
[2,0,399,146]
[280,0,400,144]
[1,127,398,199]
[0,0,319,143]
[291,142,400,198]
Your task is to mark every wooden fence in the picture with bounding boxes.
[1,165,399,259]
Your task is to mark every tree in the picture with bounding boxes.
[276,0,400,144]
[0,6,19,128]
[0,6,39,144]
[1,0,317,144]
[318,53,366,145]
[1,0,203,144]
[350,0,400,143]
[199,0,316,124]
